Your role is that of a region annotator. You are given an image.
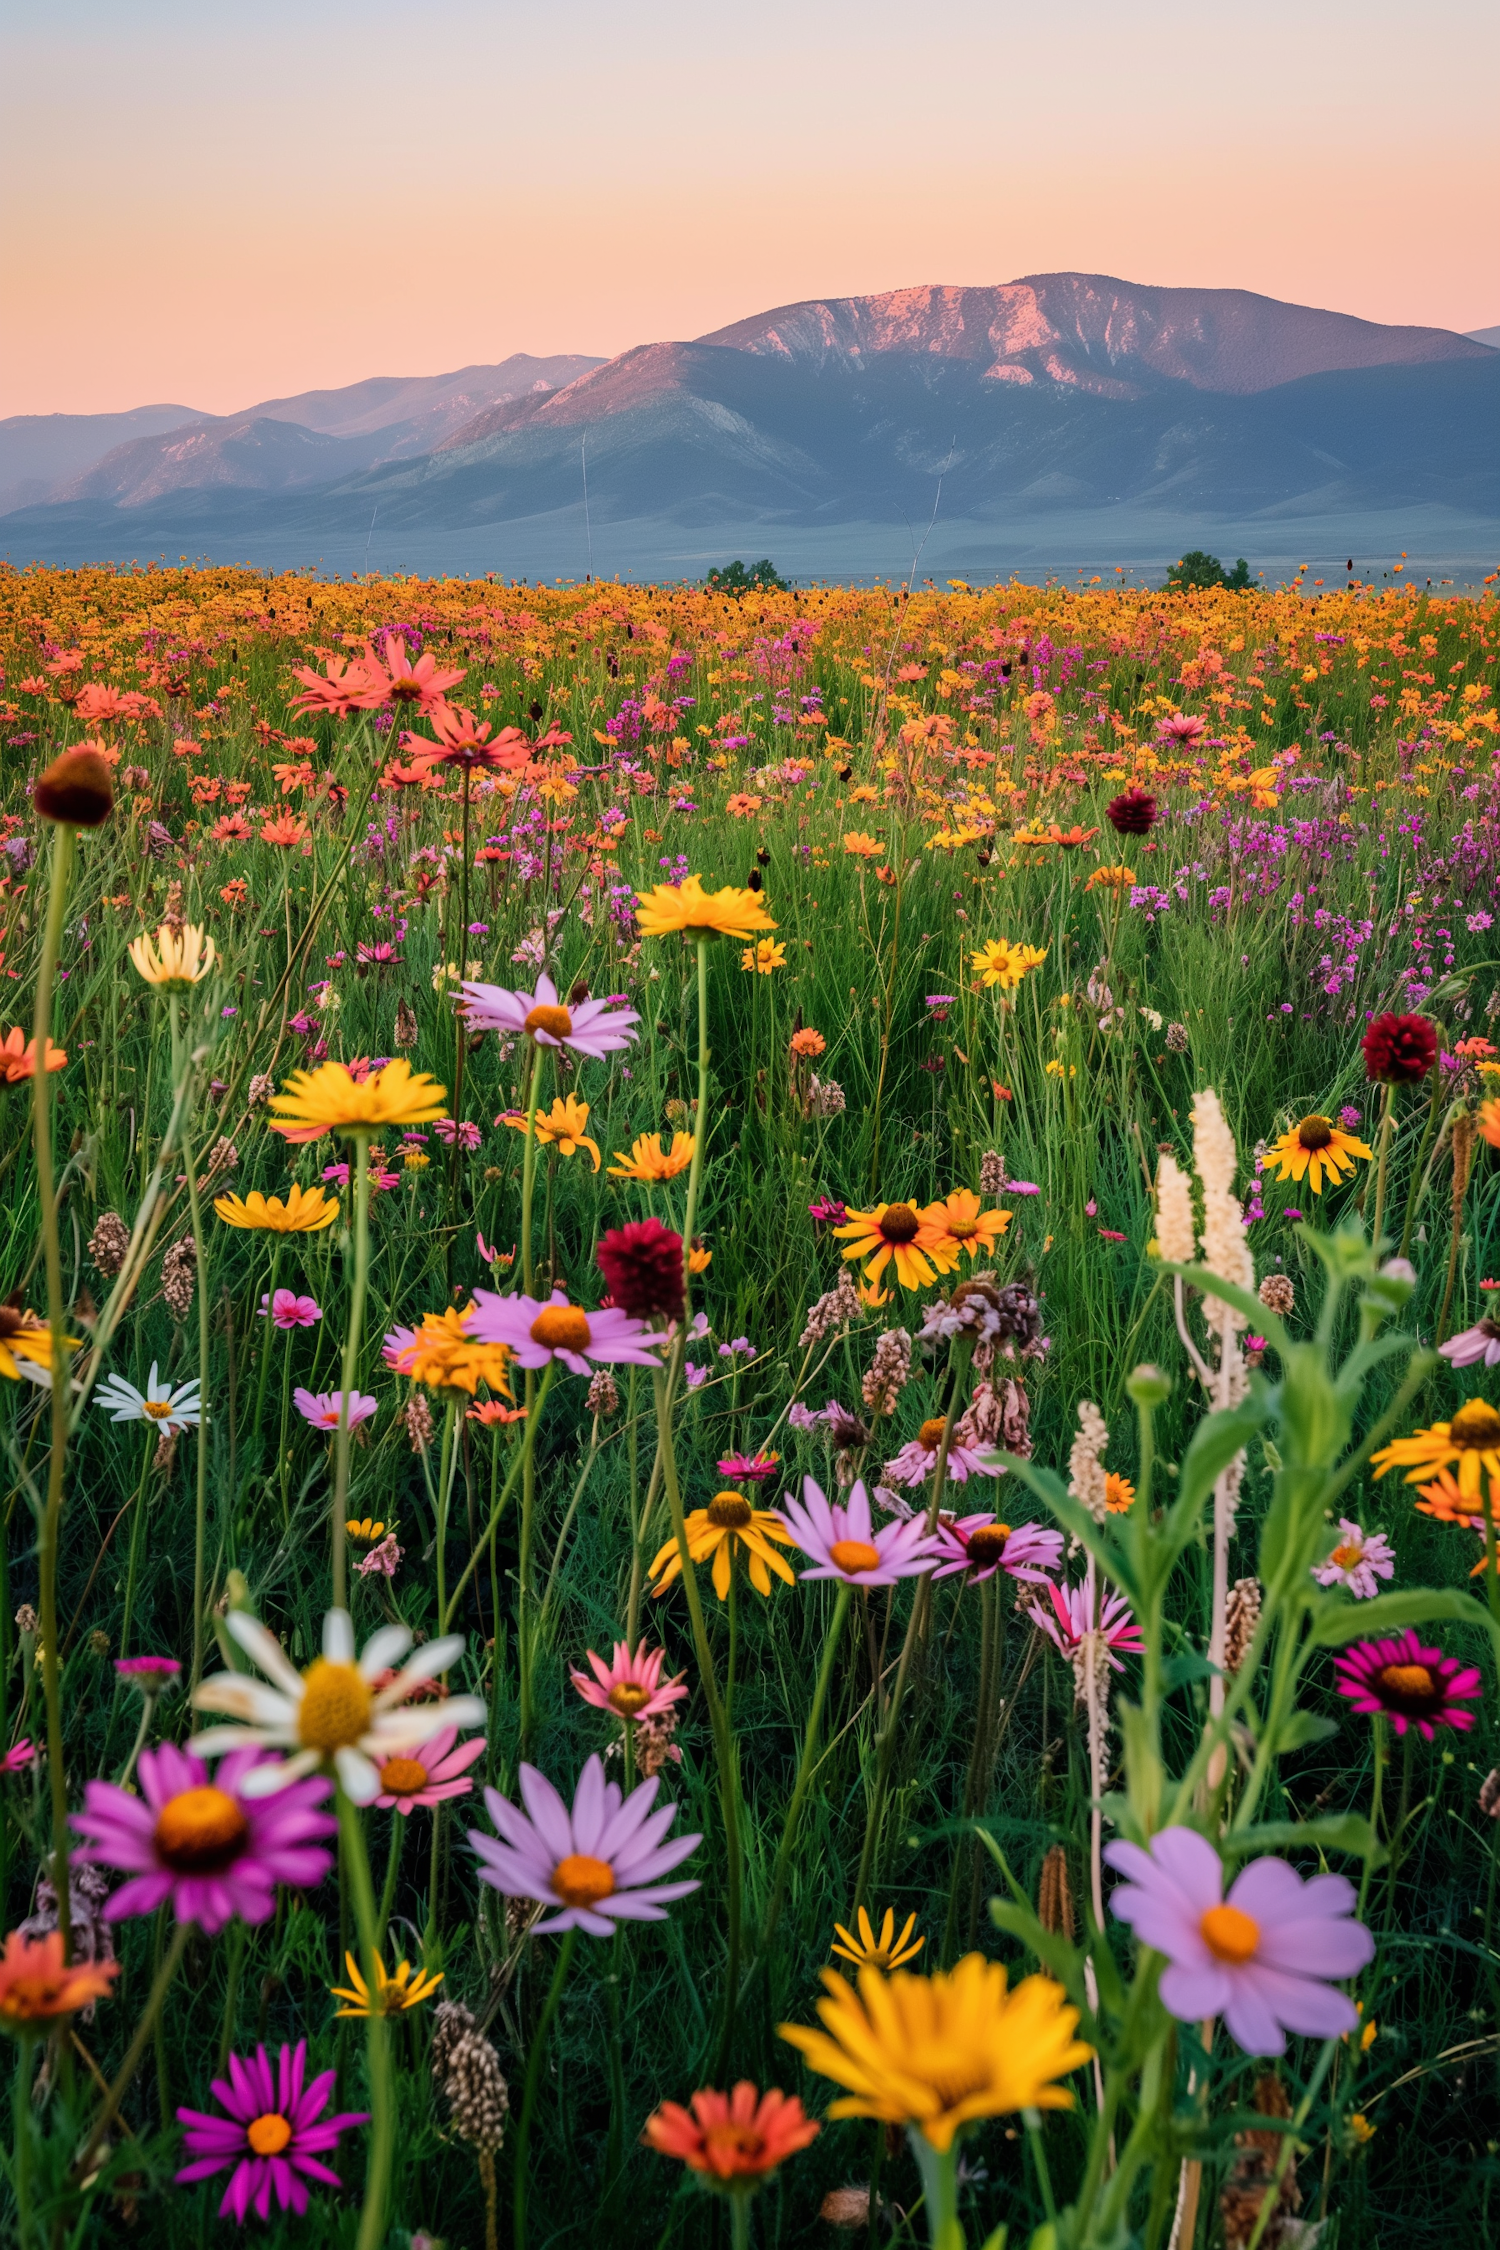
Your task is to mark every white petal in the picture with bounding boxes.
[357,1622,413,1682]
[322,1609,355,1665]
[226,1614,305,1698]
[335,1746,380,1803]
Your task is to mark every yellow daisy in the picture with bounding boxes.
[831,1906,925,1974]
[213,1182,340,1233]
[635,875,776,942]
[1263,1114,1373,1196]
[608,1132,696,1183]
[1373,1397,1500,1502]
[648,1491,797,1601]
[970,939,1047,990]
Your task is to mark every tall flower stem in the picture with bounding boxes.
[762,1581,851,1953]
[513,1925,577,2250]
[1370,1079,1397,1249]
[31,821,74,1958]
[338,1787,394,2250]
[331,1132,372,1611]
[171,995,214,1691]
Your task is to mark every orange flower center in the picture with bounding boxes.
[965,1525,1010,1565]
[1450,1398,1500,1450]
[879,1203,921,1244]
[247,2113,293,2156]
[1377,1662,1437,1703]
[298,1659,373,1753]
[552,1852,616,1908]
[918,1417,949,1450]
[154,1786,249,1875]
[609,1682,651,1715]
[707,1492,753,1528]
[1330,1541,1363,1570]
[379,1756,430,1796]
[1296,1115,1333,1151]
[524,1003,573,1041]
[530,1305,591,1352]
[1199,1903,1260,1964]
[828,1538,882,1575]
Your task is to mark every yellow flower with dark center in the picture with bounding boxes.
[833,1202,947,1291]
[128,923,217,989]
[1262,1114,1372,1196]
[330,1949,444,2018]
[502,1095,601,1170]
[970,939,1047,990]
[635,875,776,942]
[831,1906,925,1974]
[0,1303,74,1383]
[269,1058,447,1142]
[609,1132,696,1183]
[395,1305,514,1398]
[1373,1396,1500,1502]
[740,938,786,974]
[213,1183,339,1233]
[779,1953,1091,2151]
[648,1490,797,1601]
[923,1190,1012,1264]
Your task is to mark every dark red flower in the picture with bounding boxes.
[1105,786,1157,837]
[596,1218,685,1323]
[1362,1013,1437,1085]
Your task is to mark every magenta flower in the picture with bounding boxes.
[1312,1519,1395,1600]
[293,1388,377,1431]
[113,1654,181,1695]
[259,1289,321,1330]
[458,971,639,1058]
[469,1754,700,1935]
[372,1726,485,1813]
[1104,1825,1373,2055]
[0,1740,35,1775]
[775,1476,941,1586]
[1025,1567,1144,1670]
[1332,1627,1481,1739]
[176,2040,367,2222]
[468,1287,664,1376]
[1439,1317,1500,1369]
[570,1641,689,1723]
[73,1745,334,1934]
[883,1434,1001,1488]
[931,1513,1064,1584]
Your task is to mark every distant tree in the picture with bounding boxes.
[1165,550,1253,592]
[705,559,790,594]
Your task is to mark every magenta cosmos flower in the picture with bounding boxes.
[1332,1627,1481,1739]
[931,1513,1064,1584]
[1312,1519,1394,1600]
[469,1753,700,1936]
[1026,1567,1144,1670]
[775,1475,940,1586]
[176,2040,368,2222]
[468,1287,664,1376]
[73,1745,334,1934]
[570,1642,688,1723]
[372,1726,485,1813]
[1104,1825,1373,2055]
[458,972,639,1059]
[293,1388,377,1430]
[259,1289,321,1330]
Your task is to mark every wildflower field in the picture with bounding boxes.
[1,561,1499,2249]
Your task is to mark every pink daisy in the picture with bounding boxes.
[293,1388,377,1430]
[72,1744,334,1934]
[774,1476,941,1587]
[570,1641,689,1724]
[372,1727,485,1813]
[1104,1825,1373,2055]
[458,972,639,1059]
[467,1287,664,1376]
[468,1754,700,1936]
[1332,1627,1481,1739]
[176,2039,367,2222]
[930,1513,1065,1584]
[1025,1567,1144,1670]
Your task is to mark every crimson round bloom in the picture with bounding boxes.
[596,1218,685,1323]
[1105,786,1157,836]
[176,2039,367,2222]
[644,2081,819,2182]
[1332,1627,1481,1739]
[1362,1013,1437,1085]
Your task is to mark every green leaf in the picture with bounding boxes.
[1227,1813,1380,1861]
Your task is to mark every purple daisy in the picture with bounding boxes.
[458,972,639,1059]
[1332,1627,1481,1739]
[774,1475,941,1586]
[1439,1317,1500,1369]
[467,1287,665,1376]
[73,1745,334,1934]
[931,1513,1064,1584]
[1104,1825,1373,2055]
[293,1388,378,1431]
[176,2040,367,2222]
[468,1753,701,1936]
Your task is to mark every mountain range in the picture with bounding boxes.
[3,277,1497,580]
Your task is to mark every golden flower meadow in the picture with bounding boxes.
[1,563,1499,2247]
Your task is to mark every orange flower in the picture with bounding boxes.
[260,812,308,848]
[644,2082,818,2183]
[0,1028,66,1083]
[0,1930,120,2027]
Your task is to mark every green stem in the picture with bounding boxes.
[513,1925,577,2250]
[75,1921,190,2182]
[762,1581,851,1953]
[338,1787,394,2250]
[331,1133,372,1611]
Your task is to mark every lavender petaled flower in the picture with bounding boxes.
[773,1475,941,1586]
[467,1288,665,1376]
[458,972,639,1059]
[293,1388,378,1430]
[73,1745,334,1934]
[468,1754,700,1935]
[1312,1519,1395,1600]
[175,2039,368,2222]
[931,1514,1064,1584]
[1439,1317,1500,1369]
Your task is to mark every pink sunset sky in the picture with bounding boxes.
[4,0,1496,419]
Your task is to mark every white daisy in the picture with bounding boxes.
[95,1362,203,1431]
[190,1607,486,1804]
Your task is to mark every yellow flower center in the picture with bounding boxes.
[153,1786,249,1874]
[1296,1115,1333,1151]
[879,1203,921,1244]
[524,1003,574,1042]
[1377,1662,1436,1703]
[552,1852,616,1908]
[247,2113,293,2156]
[609,1682,651,1716]
[1200,1903,1260,1964]
[297,1659,373,1753]
[379,1756,430,1796]
[530,1305,591,1352]
[1449,1398,1500,1450]
[965,1525,1011,1566]
[829,1538,882,1575]
[141,1399,174,1420]
[918,1417,949,1450]
[1330,1541,1363,1570]
[707,1492,753,1528]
